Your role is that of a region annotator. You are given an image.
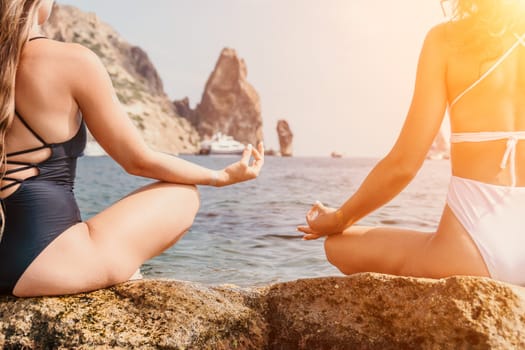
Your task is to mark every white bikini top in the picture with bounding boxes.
[450,33,525,187]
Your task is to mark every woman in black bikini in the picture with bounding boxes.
[0,0,264,297]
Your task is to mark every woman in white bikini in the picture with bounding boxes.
[299,0,525,285]
[0,0,264,297]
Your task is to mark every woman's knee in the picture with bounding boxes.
[324,235,354,275]
[178,184,200,213]
[152,182,200,213]
[180,184,200,228]
[157,183,200,230]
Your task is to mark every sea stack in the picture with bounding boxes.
[188,48,263,146]
[277,120,293,157]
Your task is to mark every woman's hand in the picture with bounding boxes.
[215,142,264,187]
[297,201,345,240]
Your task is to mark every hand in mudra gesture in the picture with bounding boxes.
[297,201,345,240]
[215,142,264,187]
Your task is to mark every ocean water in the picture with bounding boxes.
[75,155,451,287]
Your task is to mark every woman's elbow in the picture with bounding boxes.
[120,150,153,177]
[385,153,423,182]
[124,161,144,176]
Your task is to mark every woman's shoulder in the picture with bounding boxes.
[18,38,110,100]
[30,39,101,65]
[420,21,461,56]
[21,38,101,71]
[426,19,473,46]
[20,38,107,84]
[424,22,451,45]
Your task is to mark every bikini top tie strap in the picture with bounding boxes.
[500,136,518,186]
[450,131,525,187]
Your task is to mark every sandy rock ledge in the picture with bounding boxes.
[1,273,525,349]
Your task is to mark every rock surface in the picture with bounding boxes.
[1,273,525,349]
[43,4,200,155]
[184,48,263,146]
[173,97,197,125]
[276,119,294,157]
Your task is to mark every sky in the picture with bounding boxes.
[59,0,444,157]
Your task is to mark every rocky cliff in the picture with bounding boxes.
[43,4,200,155]
[1,273,524,349]
[180,48,263,146]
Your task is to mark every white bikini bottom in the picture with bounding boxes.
[447,176,525,285]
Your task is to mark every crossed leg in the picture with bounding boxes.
[13,181,200,297]
[324,206,490,279]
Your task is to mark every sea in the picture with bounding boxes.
[75,155,452,287]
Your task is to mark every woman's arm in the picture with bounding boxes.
[68,44,263,186]
[299,24,449,239]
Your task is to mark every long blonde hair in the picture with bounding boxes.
[0,0,41,240]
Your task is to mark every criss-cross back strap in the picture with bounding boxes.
[1,113,50,192]
[450,33,525,108]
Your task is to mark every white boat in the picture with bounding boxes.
[201,132,245,155]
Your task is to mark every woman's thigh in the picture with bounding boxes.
[13,182,200,297]
[324,225,433,276]
[324,206,490,279]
